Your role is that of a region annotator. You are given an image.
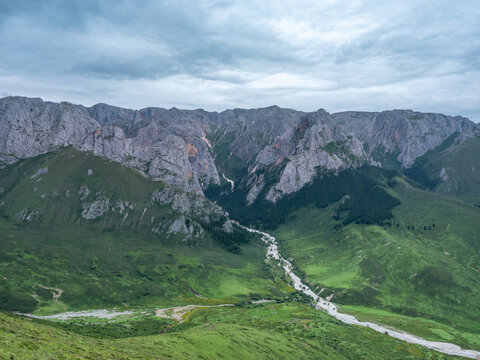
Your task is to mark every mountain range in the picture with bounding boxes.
[2,96,478,202]
[1,96,479,359]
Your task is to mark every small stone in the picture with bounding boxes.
[30,167,48,179]
[78,185,90,200]
[87,169,93,176]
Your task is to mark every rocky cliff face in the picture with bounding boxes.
[237,109,370,203]
[0,97,219,195]
[207,107,475,204]
[0,96,476,206]
[334,110,475,168]
[0,97,98,163]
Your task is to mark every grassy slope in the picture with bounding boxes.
[274,178,480,349]
[0,147,478,358]
[0,148,289,314]
[405,135,480,204]
[431,136,480,204]
[0,303,460,359]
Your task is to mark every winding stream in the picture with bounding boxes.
[222,173,235,191]
[236,222,480,359]
[19,309,134,320]
[17,222,480,358]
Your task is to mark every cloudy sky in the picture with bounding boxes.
[0,1,479,120]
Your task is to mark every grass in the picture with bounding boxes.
[0,302,462,359]
[274,177,480,348]
[405,135,480,204]
[340,305,480,351]
[37,315,176,339]
[0,216,288,312]
[1,147,479,358]
[0,148,290,313]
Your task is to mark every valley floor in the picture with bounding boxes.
[0,303,467,360]
[7,224,480,359]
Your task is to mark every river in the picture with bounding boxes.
[235,222,480,359]
[19,221,480,358]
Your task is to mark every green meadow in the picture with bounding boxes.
[0,149,289,314]
[1,148,479,358]
[0,303,461,359]
[274,177,480,349]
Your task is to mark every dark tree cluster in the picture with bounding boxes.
[213,166,401,230]
[406,224,435,231]
[201,219,255,254]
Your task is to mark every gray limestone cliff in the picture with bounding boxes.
[1,96,476,206]
[333,110,474,168]
[0,97,219,195]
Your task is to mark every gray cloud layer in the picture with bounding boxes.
[0,0,479,120]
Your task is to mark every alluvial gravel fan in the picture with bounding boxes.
[1,96,480,360]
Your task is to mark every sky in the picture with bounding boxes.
[0,0,479,121]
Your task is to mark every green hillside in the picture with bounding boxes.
[405,135,480,204]
[1,147,479,358]
[274,177,480,349]
[0,148,289,314]
[0,303,460,360]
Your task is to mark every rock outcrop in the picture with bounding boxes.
[150,186,230,240]
[82,198,110,220]
[151,186,225,223]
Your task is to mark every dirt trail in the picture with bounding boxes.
[155,304,234,323]
[139,207,147,225]
[121,212,129,226]
[37,284,63,301]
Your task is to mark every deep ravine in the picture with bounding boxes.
[235,222,480,359]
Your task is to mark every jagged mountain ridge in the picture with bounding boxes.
[0,96,477,205]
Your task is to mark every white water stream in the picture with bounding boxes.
[236,222,480,359]
[18,309,134,320]
[15,221,480,358]
[222,173,235,191]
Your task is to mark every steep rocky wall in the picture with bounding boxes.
[0,96,475,205]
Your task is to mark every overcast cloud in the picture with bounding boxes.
[0,0,479,120]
